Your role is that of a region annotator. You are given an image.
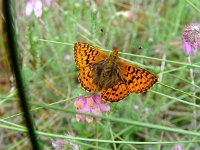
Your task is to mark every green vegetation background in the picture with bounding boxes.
[0,0,200,149]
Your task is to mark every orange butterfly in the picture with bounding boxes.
[74,42,158,102]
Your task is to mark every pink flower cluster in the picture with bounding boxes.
[52,139,79,150]
[25,0,51,18]
[74,94,110,123]
[182,23,200,56]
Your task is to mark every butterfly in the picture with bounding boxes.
[74,42,158,102]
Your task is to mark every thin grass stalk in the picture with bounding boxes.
[188,56,196,130]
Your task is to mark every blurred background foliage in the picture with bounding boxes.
[0,0,200,149]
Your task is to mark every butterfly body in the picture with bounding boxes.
[92,50,120,90]
[74,42,158,102]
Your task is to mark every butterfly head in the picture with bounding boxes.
[108,48,119,62]
[112,48,119,55]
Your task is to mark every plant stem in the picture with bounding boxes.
[3,1,40,149]
[188,56,196,130]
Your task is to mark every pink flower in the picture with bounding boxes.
[45,0,51,7]
[74,94,110,123]
[52,140,66,150]
[25,0,51,18]
[122,10,133,22]
[171,144,183,150]
[52,139,79,150]
[182,23,200,56]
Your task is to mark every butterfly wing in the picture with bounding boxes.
[101,81,130,102]
[117,60,158,93]
[78,65,98,92]
[74,42,108,68]
[74,42,157,101]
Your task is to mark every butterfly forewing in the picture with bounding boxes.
[117,60,158,93]
[74,42,108,68]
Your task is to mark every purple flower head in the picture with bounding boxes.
[74,94,110,123]
[182,23,200,56]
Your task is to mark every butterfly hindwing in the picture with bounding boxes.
[78,65,98,92]
[101,81,130,102]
